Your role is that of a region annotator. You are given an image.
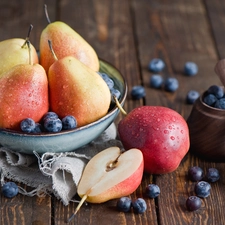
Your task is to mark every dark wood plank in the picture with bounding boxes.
[132,0,225,224]
[0,1,57,224]
[205,0,225,59]
[0,0,225,225]
[53,0,158,224]
[0,184,51,225]
[0,0,57,49]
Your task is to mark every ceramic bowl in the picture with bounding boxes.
[0,60,127,154]
[187,90,225,161]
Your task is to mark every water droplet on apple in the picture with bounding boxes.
[164,130,169,134]
[170,136,175,140]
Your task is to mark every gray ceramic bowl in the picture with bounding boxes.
[0,60,127,154]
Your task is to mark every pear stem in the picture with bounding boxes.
[26,40,32,65]
[44,4,51,24]
[48,40,58,61]
[21,24,33,48]
[67,195,88,223]
[113,95,127,115]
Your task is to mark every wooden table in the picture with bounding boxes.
[0,0,225,224]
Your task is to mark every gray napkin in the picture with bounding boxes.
[0,123,123,205]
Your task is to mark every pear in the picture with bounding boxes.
[48,43,111,127]
[67,147,144,222]
[0,25,39,76]
[0,41,49,131]
[39,5,99,73]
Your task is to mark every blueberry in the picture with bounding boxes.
[214,98,225,109]
[150,74,164,89]
[111,88,121,100]
[1,182,19,198]
[195,181,211,198]
[186,90,200,104]
[44,118,62,132]
[132,198,147,214]
[207,85,224,99]
[148,58,165,72]
[20,118,36,133]
[186,196,202,211]
[203,94,217,106]
[42,112,58,122]
[145,184,160,198]
[131,85,146,100]
[184,62,198,76]
[116,197,132,212]
[188,166,204,182]
[164,77,179,92]
[32,123,43,133]
[98,72,114,90]
[205,168,220,183]
[62,115,77,130]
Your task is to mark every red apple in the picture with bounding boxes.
[118,106,190,174]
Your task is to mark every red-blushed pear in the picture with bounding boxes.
[47,41,111,127]
[39,5,99,73]
[0,41,48,131]
[67,146,144,223]
[0,25,39,76]
[115,98,190,174]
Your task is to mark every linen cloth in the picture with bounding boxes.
[0,123,123,205]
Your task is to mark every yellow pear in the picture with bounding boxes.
[0,25,39,76]
[0,41,48,131]
[48,47,110,127]
[39,5,99,73]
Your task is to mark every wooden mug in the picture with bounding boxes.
[187,91,225,161]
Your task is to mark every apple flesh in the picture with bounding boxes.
[77,147,144,203]
[118,106,190,174]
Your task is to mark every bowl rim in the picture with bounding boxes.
[0,59,127,137]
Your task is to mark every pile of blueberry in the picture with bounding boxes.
[20,112,77,133]
[203,85,225,109]
[116,183,160,214]
[186,166,220,211]
[98,72,121,101]
[131,58,200,104]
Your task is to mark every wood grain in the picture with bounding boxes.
[0,0,225,224]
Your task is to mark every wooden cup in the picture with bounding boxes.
[187,91,225,161]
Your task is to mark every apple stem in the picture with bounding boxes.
[113,95,127,116]
[67,195,88,223]
[48,40,58,61]
[21,24,33,48]
[26,40,32,65]
[44,4,51,24]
